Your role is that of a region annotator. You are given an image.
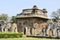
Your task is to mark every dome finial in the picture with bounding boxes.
[33,5,37,7]
[32,5,38,9]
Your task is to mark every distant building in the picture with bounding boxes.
[16,5,49,36]
[0,20,17,32]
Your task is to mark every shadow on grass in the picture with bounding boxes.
[27,36,60,39]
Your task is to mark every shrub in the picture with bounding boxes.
[0,32,23,38]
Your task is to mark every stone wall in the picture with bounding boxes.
[16,18,48,36]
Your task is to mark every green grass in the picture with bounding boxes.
[0,38,59,40]
[0,32,23,38]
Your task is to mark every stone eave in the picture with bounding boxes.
[16,15,49,19]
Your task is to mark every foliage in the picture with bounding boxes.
[47,20,51,23]
[0,14,8,21]
[51,9,60,22]
[0,32,23,38]
[11,16,16,23]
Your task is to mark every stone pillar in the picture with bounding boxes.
[43,28,46,36]
[1,28,3,32]
[5,28,6,32]
[15,27,18,33]
[47,29,52,37]
[26,27,30,35]
[53,29,57,37]
[4,27,8,32]
[32,28,35,35]
[34,29,36,36]
[34,28,36,36]
[25,27,27,35]
[30,28,32,35]
[57,30,60,37]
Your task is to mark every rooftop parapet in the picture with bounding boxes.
[16,5,49,19]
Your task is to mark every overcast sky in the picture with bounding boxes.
[0,0,60,18]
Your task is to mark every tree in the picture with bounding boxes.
[47,20,51,23]
[11,16,16,23]
[0,14,8,21]
[51,9,60,22]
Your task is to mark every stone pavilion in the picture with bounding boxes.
[16,5,49,36]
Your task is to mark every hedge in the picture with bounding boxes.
[0,32,23,38]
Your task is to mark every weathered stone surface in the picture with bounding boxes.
[16,5,49,36]
[0,21,17,32]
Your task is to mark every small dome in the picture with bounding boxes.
[42,8,47,13]
[33,5,37,7]
[43,8,46,10]
[32,5,38,9]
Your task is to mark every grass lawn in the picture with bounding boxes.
[0,38,59,40]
